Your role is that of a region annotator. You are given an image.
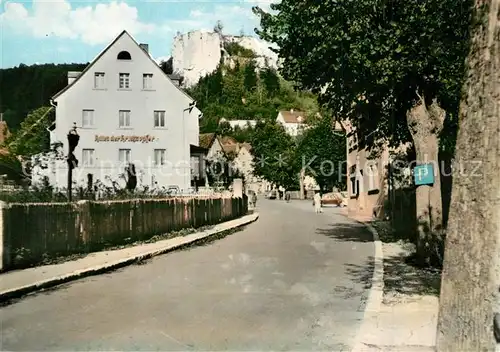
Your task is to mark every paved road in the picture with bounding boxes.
[1,199,375,351]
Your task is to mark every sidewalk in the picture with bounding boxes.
[350,216,440,352]
[0,212,259,303]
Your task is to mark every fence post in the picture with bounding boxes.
[77,200,91,248]
[130,200,137,241]
[0,201,11,271]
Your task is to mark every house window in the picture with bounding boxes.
[190,156,200,179]
[348,132,358,151]
[82,109,94,127]
[119,73,130,89]
[94,72,105,89]
[82,149,95,166]
[350,176,358,197]
[350,170,363,198]
[154,110,166,128]
[367,164,378,191]
[119,110,131,128]
[117,51,132,60]
[143,74,153,89]
[154,149,166,166]
[119,149,131,164]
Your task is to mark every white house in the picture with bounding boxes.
[32,30,202,192]
[199,133,225,161]
[229,142,271,194]
[276,109,308,137]
[218,118,257,129]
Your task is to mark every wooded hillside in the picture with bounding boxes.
[186,59,320,134]
[0,63,89,131]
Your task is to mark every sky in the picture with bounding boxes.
[0,0,274,68]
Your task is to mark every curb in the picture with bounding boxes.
[347,218,384,352]
[0,213,259,304]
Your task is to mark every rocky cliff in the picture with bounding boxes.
[171,30,278,88]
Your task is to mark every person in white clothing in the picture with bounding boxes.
[314,192,322,213]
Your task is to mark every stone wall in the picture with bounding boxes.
[172,30,223,88]
[0,196,247,271]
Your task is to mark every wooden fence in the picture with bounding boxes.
[0,196,247,271]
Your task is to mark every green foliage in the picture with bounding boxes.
[0,153,27,184]
[188,60,320,134]
[0,63,88,131]
[253,0,472,151]
[296,118,346,191]
[230,125,255,143]
[214,20,224,34]
[6,106,55,157]
[260,67,281,97]
[159,57,173,74]
[216,121,233,136]
[243,60,258,91]
[224,42,257,58]
[250,120,299,189]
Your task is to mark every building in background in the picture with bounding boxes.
[199,133,226,161]
[343,118,415,220]
[218,118,257,129]
[276,109,309,137]
[32,30,203,192]
[216,137,270,194]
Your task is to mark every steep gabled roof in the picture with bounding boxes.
[199,133,217,149]
[240,142,252,152]
[221,143,238,155]
[219,139,252,156]
[218,136,238,145]
[279,110,307,124]
[52,30,195,102]
[0,121,11,145]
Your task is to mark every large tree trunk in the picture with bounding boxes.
[299,168,305,199]
[436,0,500,350]
[407,94,446,266]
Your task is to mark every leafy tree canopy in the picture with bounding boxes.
[296,118,347,192]
[249,120,299,189]
[0,63,88,131]
[253,0,472,153]
[187,60,320,135]
[224,42,257,58]
[5,106,55,157]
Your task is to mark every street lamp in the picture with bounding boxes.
[67,123,80,202]
[183,101,197,191]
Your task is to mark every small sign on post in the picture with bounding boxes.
[414,164,435,186]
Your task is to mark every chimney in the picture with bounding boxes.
[67,71,81,85]
[139,43,149,53]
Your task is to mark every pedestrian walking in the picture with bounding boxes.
[314,192,322,213]
[251,192,257,208]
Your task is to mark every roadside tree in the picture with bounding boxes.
[254,0,472,265]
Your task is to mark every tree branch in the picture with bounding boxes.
[428,98,446,134]
[416,88,425,104]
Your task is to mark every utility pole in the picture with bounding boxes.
[67,123,79,202]
[183,102,196,192]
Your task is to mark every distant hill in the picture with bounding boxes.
[0,63,88,131]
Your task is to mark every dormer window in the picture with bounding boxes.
[117,51,131,60]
